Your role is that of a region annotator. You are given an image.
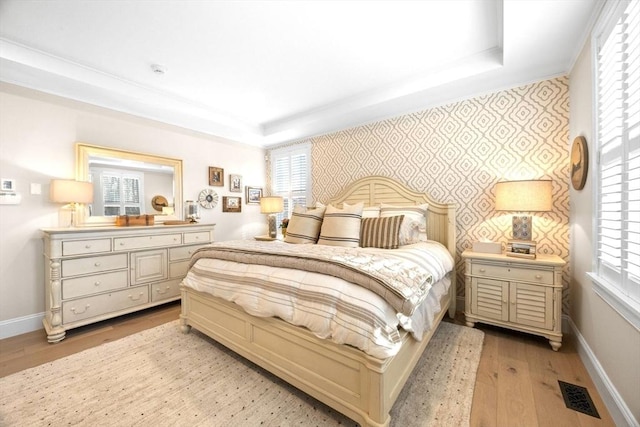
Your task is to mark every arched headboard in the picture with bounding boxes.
[326,176,456,260]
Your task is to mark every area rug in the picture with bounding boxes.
[0,320,483,426]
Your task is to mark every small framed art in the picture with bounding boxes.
[229,174,242,192]
[245,186,263,204]
[209,167,224,187]
[222,196,242,212]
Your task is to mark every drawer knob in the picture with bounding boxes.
[129,292,144,301]
[94,262,101,267]
[119,242,125,246]
[85,244,91,249]
[94,281,101,286]
[156,286,170,295]
[535,274,542,279]
[479,268,486,273]
[71,304,90,315]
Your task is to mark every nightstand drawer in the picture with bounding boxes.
[471,263,553,284]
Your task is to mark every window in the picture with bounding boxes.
[590,0,640,328]
[91,168,144,216]
[270,143,312,224]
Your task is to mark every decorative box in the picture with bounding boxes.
[115,214,155,226]
[472,241,502,254]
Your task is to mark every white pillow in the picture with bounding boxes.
[284,204,326,244]
[380,203,429,244]
[317,202,364,247]
[362,206,381,218]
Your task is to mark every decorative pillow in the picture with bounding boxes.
[362,206,380,218]
[360,215,404,249]
[380,203,429,244]
[317,202,364,247]
[283,204,326,244]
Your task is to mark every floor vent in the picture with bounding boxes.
[558,380,600,418]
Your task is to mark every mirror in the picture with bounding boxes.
[76,143,183,225]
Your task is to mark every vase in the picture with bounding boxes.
[282,228,287,238]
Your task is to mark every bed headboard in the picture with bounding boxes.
[326,176,456,259]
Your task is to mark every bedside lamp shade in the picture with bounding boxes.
[260,196,283,238]
[50,179,94,227]
[495,180,552,241]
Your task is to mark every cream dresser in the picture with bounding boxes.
[42,224,214,342]
[462,250,566,351]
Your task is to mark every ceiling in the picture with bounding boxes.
[0,0,600,147]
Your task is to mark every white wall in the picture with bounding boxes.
[0,83,266,336]
[569,38,640,426]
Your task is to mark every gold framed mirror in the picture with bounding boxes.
[76,143,183,225]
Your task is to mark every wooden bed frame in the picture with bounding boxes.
[180,176,457,427]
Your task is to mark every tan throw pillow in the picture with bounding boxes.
[284,204,326,244]
[360,215,404,249]
[317,202,364,247]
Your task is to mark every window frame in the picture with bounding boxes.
[588,0,640,329]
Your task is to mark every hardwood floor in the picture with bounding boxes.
[0,304,615,426]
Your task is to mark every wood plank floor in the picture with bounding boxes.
[0,303,615,426]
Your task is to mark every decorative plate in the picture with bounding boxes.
[570,136,588,190]
[198,189,219,209]
[151,195,168,211]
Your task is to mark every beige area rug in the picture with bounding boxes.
[0,320,483,426]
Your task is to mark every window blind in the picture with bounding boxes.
[271,143,311,224]
[595,0,640,306]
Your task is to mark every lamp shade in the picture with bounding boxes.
[495,180,552,212]
[260,196,284,214]
[50,179,94,204]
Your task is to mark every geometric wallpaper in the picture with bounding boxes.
[272,77,570,312]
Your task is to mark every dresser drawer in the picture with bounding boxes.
[114,233,181,250]
[169,244,206,261]
[184,231,211,244]
[62,286,148,323]
[169,260,190,279]
[62,239,111,256]
[61,254,128,278]
[62,270,128,299]
[151,279,182,302]
[471,262,554,285]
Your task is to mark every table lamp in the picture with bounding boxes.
[50,179,94,227]
[260,196,284,238]
[495,179,552,258]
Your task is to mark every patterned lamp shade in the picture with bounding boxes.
[495,180,552,241]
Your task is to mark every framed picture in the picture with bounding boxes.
[208,167,224,187]
[245,186,263,204]
[229,174,242,192]
[222,196,242,212]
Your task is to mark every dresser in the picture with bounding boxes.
[462,250,566,351]
[42,224,215,342]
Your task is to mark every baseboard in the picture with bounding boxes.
[564,315,639,427]
[0,312,44,339]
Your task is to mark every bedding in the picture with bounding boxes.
[181,240,453,358]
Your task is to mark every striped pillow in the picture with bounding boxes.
[380,203,429,244]
[283,204,326,244]
[317,202,364,247]
[360,215,404,249]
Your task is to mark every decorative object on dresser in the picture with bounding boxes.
[495,179,552,259]
[184,200,200,222]
[462,249,566,351]
[49,179,94,227]
[570,136,588,191]
[42,224,214,343]
[151,195,168,211]
[115,214,155,226]
[259,195,283,238]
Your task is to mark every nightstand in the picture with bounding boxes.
[462,250,566,351]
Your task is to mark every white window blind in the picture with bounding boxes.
[592,0,640,324]
[96,170,144,216]
[270,143,311,224]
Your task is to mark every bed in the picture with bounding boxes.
[179,176,456,427]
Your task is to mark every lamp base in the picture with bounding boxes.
[267,214,277,238]
[512,215,532,241]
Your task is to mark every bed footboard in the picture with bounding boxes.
[180,285,452,427]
